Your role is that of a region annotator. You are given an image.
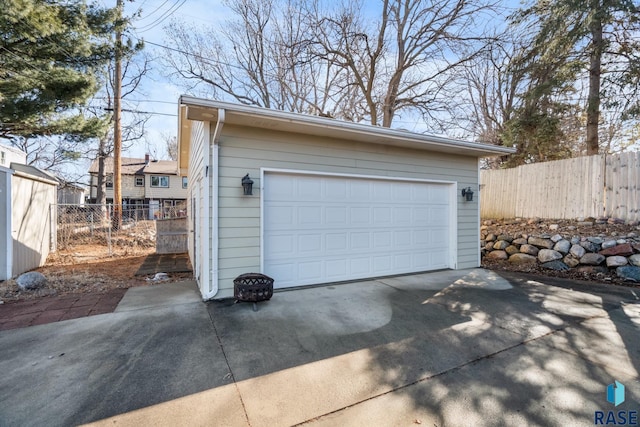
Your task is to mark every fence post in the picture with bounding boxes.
[50,204,57,252]
[107,204,112,256]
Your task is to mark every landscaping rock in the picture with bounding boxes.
[485,242,495,251]
[599,243,634,257]
[549,224,559,231]
[588,236,604,244]
[577,221,593,227]
[528,236,554,249]
[541,260,569,271]
[538,249,563,263]
[606,256,628,267]
[493,240,510,250]
[509,253,537,264]
[570,236,580,245]
[505,245,520,256]
[580,253,605,265]
[563,255,580,268]
[601,240,617,249]
[497,235,513,243]
[570,244,586,258]
[550,234,563,243]
[486,233,496,242]
[616,266,640,282]
[512,238,527,245]
[16,272,47,291]
[629,254,640,267]
[580,241,599,253]
[486,250,508,260]
[553,239,571,254]
[520,244,539,256]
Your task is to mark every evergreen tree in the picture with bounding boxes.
[0,0,117,142]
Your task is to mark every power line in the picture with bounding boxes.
[135,0,187,33]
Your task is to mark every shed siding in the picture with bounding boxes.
[214,124,479,298]
[0,169,10,280]
[11,174,56,276]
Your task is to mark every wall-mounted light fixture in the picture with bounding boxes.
[461,187,474,202]
[241,174,254,195]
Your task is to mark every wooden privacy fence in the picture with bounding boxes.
[480,152,640,222]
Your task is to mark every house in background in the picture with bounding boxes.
[57,181,86,204]
[0,143,27,167]
[177,97,515,300]
[88,155,188,218]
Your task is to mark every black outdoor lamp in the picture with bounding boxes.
[461,186,474,202]
[242,174,254,195]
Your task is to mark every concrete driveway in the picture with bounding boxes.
[0,269,638,426]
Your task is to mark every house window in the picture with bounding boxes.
[105,175,113,188]
[151,176,169,188]
[182,176,188,189]
[135,176,144,187]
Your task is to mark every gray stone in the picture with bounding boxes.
[629,254,640,267]
[493,240,510,250]
[512,238,527,246]
[579,253,605,265]
[628,232,638,238]
[553,239,571,254]
[550,234,563,243]
[616,266,640,282]
[549,224,559,230]
[508,253,537,264]
[497,235,513,243]
[16,272,47,291]
[601,240,617,249]
[606,256,628,267]
[480,240,486,247]
[616,239,627,244]
[577,221,593,226]
[567,226,576,231]
[538,249,563,263]
[569,245,586,259]
[563,255,580,268]
[579,241,599,253]
[588,236,604,244]
[541,260,570,271]
[486,250,508,260]
[570,236,580,245]
[505,245,520,256]
[520,244,539,256]
[528,236,554,249]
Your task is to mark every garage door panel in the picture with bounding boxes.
[264,173,452,288]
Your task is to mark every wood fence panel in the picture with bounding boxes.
[480,153,639,221]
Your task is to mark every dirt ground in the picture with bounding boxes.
[0,245,192,303]
[481,218,640,288]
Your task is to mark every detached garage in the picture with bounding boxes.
[177,97,514,300]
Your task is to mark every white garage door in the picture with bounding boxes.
[263,172,453,288]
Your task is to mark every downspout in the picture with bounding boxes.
[204,109,224,299]
[2,168,13,280]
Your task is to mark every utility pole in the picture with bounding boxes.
[112,0,123,230]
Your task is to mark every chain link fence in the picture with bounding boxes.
[53,203,187,261]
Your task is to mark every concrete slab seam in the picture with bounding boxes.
[207,308,252,426]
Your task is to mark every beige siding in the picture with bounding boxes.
[146,175,188,200]
[11,174,56,276]
[89,174,145,200]
[214,124,479,298]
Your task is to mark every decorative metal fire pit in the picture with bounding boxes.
[233,273,274,311]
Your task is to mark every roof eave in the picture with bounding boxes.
[179,96,516,158]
